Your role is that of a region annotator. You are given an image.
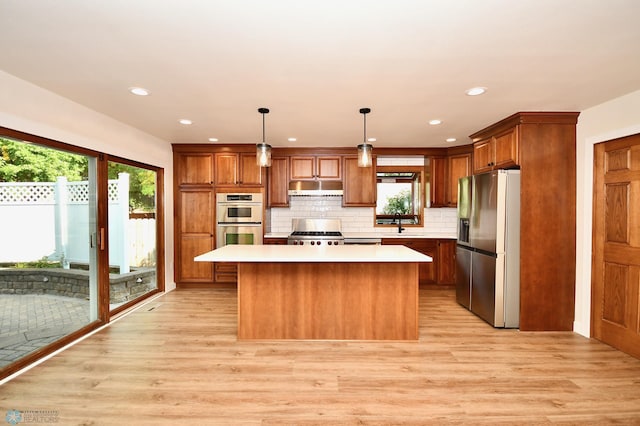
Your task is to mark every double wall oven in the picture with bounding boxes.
[216,193,263,247]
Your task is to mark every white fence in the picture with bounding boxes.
[0,174,155,272]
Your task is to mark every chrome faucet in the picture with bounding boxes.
[394,213,405,234]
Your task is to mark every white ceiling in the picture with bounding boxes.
[1,0,639,148]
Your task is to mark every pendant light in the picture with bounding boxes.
[357,107,373,167]
[256,107,272,167]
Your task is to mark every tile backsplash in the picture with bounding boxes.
[267,196,457,238]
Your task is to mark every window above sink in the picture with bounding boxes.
[375,165,424,227]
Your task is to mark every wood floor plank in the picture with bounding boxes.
[1,286,639,425]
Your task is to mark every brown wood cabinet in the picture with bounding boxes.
[176,153,214,185]
[267,157,289,207]
[436,239,456,285]
[472,127,519,173]
[469,112,579,331]
[173,144,263,287]
[214,262,238,283]
[175,188,215,284]
[290,155,341,180]
[430,148,472,208]
[429,157,447,207]
[215,152,263,186]
[263,237,288,245]
[382,238,455,285]
[446,152,472,207]
[342,156,376,206]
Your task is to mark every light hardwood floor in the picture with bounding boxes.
[1,286,639,425]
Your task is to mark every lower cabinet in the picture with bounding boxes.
[436,239,456,285]
[263,237,288,245]
[382,238,455,285]
[214,262,238,283]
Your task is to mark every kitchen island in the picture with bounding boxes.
[195,245,432,341]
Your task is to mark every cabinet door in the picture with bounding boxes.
[268,157,289,207]
[382,238,437,284]
[177,153,214,185]
[429,156,448,207]
[264,237,288,245]
[290,156,342,180]
[416,241,437,284]
[178,236,214,282]
[493,127,519,169]
[290,156,316,180]
[214,153,238,185]
[436,240,456,285]
[239,153,263,185]
[446,153,472,207]
[316,156,341,180]
[177,189,214,283]
[214,262,238,283]
[343,156,376,206]
[473,139,494,174]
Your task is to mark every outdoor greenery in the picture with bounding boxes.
[0,137,87,182]
[382,189,411,215]
[107,162,156,212]
[14,256,62,269]
[0,138,155,212]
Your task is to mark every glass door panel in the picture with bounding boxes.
[0,136,99,369]
[106,161,158,312]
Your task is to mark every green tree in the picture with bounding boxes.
[108,163,156,212]
[383,189,411,214]
[0,138,87,182]
[1,138,156,212]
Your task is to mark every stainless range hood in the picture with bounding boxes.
[288,180,343,197]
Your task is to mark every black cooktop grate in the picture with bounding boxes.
[290,231,343,237]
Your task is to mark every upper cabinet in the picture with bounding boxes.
[290,155,341,181]
[267,157,290,207]
[472,127,519,173]
[176,153,214,186]
[174,145,264,188]
[343,156,376,206]
[447,152,472,207]
[215,152,263,186]
[429,148,473,208]
[429,156,447,208]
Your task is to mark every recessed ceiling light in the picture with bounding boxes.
[429,119,442,125]
[367,138,377,142]
[465,87,487,96]
[446,137,457,143]
[128,87,150,96]
[287,137,297,142]
[179,119,192,125]
[208,138,218,142]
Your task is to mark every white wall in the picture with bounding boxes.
[574,89,640,337]
[0,71,176,291]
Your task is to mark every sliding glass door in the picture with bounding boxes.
[107,160,160,313]
[0,128,164,379]
[0,136,100,370]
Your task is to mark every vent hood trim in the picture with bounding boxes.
[288,180,343,197]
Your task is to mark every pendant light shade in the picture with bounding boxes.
[357,108,373,167]
[256,107,272,167]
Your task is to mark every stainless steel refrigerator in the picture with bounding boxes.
[456,170,520,328]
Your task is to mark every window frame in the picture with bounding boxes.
[374,165,425,228]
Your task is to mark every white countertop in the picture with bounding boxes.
[195,244,433,263]
[263,232,456,240]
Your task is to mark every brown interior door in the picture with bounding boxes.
[592,133,640,359]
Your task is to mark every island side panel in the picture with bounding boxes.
[237,262,419,340]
